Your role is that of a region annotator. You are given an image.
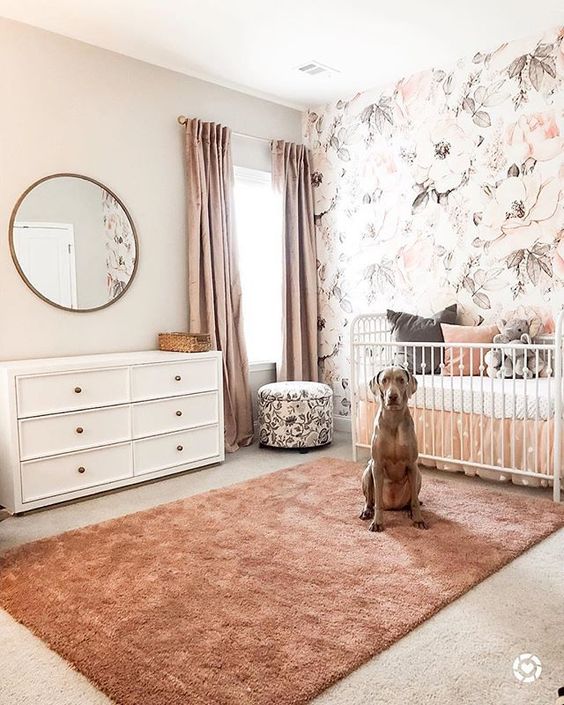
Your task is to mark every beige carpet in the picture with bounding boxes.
[1,457,563,705]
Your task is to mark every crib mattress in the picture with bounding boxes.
[357,373,559,420]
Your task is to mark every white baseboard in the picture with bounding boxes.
[249,361,276,374]
[333,415,352,434]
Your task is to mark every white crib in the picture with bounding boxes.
[350,310,563,502]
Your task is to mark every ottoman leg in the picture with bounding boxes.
[299,448,309,454]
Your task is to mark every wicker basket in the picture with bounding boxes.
[158,332,212,353]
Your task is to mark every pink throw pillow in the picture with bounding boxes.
[440,324,499,375]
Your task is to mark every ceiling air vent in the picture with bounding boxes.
[297,61,338,77]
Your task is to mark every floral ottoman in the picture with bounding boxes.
[257,381,333,449]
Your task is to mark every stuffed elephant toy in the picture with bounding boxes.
[484,318,546,379]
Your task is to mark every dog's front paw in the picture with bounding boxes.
[412,519,428,530]
[368,520,384,532]
[359,506,374,520]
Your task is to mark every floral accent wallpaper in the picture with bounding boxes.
[102,191,136,299]
[304,27,564,418]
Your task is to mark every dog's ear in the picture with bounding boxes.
[404,368,417,398]
[369,369,385,398]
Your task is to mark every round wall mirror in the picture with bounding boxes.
[9,174,138,312]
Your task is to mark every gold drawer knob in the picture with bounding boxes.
[176,410,182,417]
[76,427,84,434]
[177,445,183,452]
[77,466,86,474]
[74,387,82,394]
[174,375,182,381]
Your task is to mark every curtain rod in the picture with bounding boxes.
[177,115,272,145]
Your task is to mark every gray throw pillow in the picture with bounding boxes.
[387,305,457,374]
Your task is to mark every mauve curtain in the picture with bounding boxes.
[184,119,253,452]
[272,140,319,382]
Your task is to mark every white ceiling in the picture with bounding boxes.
[0,0,562,109]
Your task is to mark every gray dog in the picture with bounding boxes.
[360,365,427,532]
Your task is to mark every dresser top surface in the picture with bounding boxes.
[0,350,221,374]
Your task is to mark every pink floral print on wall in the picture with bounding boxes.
[102,191,136,300]
[304,27,564,418]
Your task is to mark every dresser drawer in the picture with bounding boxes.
[21,443,133,503]
[133,425,220,476]
[19,405,131,461]
[17,367,129,418]
[132,392,218,439]
[131,358,218,402]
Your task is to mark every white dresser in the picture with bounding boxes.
[0,351,224,513]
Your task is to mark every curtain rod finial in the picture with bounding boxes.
[177,115,187,125]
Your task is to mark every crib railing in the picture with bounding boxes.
[350,312,563,502]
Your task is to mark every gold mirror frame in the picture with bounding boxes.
[9,173,139,313]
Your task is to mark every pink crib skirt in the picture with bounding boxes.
[355,400,562,488]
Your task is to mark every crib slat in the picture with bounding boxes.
[489,358,495,468]
[479,347,484,465]
[351,333,358,461]
[511,348,516,474]
[469,348,474,465]
[450,350,455,461]
[440,347,446,461]
[431,346,436,458]
[555,313,563,501]
[535,349,539,477]
[546,348,552,487]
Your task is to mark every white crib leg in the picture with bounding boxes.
[553,376,561,503]
[554,426,561,503]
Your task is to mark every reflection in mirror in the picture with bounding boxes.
[10,175,137,311]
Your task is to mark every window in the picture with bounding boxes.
[234,166,282,364]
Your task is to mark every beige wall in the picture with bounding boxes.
[0,18,302,360]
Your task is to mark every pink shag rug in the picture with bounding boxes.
[1,457,563,705]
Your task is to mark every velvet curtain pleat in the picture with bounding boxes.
[184,119,253,452]
[271,140,319,382]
